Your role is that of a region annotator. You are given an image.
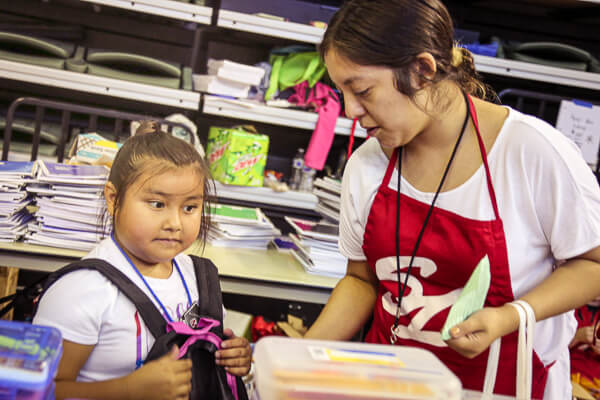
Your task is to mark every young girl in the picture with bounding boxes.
[305,0,600,399]
[33,122,251,400]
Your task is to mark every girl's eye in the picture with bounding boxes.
[148,201,164,209]
[183,205,198,213]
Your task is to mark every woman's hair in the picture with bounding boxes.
[320,0,496,104]
[106,121,213,244]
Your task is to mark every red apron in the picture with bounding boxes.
[362,95,549,397]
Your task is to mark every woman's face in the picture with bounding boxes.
[325,49,431,151]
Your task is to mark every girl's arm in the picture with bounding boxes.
[447,246,600,358]
[56,340,193,400]
[304,259,378,340]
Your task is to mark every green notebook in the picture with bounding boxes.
[441,255,491,341]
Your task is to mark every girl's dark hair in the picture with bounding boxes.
[320,0,496,104]
[106,121,213,245]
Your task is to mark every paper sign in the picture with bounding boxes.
[555,100,600,165]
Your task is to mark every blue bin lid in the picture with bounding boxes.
[0,320,62,390]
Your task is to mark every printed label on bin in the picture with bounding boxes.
[308,346,405,367]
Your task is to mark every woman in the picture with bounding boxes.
[304,0,600,398]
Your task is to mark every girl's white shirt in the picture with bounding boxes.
[339,107,600,400]
[33,238,201,382]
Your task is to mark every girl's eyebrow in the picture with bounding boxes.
[145,189,204,200]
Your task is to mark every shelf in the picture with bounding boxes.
[203,95,366,138]
[217,9,325,44]
[474,54,600,91]
[0,59,200,110]
[80,0,213,24]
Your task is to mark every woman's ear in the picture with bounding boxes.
[411,52,437,89]
[104,182,117,217]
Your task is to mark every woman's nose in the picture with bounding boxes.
[344,95,365,120]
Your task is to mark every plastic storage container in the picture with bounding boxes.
[0,320,62,400]
[254,337,462,400]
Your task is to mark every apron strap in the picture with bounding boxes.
[465,95,501,221]
[483,300,535,399]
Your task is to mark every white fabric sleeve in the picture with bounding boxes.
[338,156,368,261]
[529,125,600,260]
[33,270,112,345]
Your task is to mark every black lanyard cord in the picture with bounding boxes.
[391,91,472,343]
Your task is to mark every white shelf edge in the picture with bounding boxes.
[217,10,324,44]
[202,95,366,138]
[81,0,213,24]
[474,54,600,91]
[0,59,200,110]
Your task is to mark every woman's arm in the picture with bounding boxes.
[56,340,193,400]
[304,260,378,340]
[447,245,600,358]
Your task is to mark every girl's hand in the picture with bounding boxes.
[125,345,192,400]
[445,305,519,359]
[216,328,252,376]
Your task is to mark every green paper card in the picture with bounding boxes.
[441,255,491,341]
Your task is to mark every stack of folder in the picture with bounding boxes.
[208,203,280,249]
[285,216,346,278]
[312,177,341,223]
[0,161,36,242]
[25,161,109,251]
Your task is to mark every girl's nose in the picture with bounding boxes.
[163,209,182,231]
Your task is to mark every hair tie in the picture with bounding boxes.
[451,47,463,68]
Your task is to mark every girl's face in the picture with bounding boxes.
[106,164,205,272]
[325,49,431,151]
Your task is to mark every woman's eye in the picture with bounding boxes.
[356,88,371,97]
[148,201,164,209]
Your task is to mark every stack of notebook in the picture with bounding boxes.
[208,203,280,249]
[313,177,341,223]
[25,161,110,251]
[285,216,346,278]
[0,161,36,242]
[193,59,265,99]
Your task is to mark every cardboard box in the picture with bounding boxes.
[206,126,269,187]
[68,133,122,167]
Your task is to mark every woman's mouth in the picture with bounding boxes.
[366,127,379,137]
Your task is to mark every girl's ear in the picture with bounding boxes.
[104,182,117,217]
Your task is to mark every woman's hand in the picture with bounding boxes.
[570,326,600,355]
[445,304,519,359]
[125,345,192,400]
[216,328,252,376]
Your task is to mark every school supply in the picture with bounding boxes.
[34,257,249,400]
[0,161,36,242]
[441,255,491,341]
[208,204,280,249]
[68,133,123,167]
[25,161,110,251]
[253,336,462,399]
[0,319,62,400]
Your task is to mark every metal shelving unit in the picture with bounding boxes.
[80,0,213,24]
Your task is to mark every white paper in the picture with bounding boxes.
[555,100,600,165]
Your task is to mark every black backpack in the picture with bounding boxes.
[34,256,249,400]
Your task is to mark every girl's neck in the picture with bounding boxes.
[112,234,173,279]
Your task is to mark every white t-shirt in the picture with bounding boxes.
[339,107,600,400]
[33,238,200,382]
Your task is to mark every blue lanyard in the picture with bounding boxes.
[111,234,193,322]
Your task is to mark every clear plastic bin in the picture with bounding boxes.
[254,337,462,400]
[0,320,62,400]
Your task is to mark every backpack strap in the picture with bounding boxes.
[190,255,224,333]
[37,258,167,339]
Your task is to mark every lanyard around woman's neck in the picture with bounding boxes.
[391,91,472,344]
[111,234,193,322]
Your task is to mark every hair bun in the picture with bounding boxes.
[134,120,160,136]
